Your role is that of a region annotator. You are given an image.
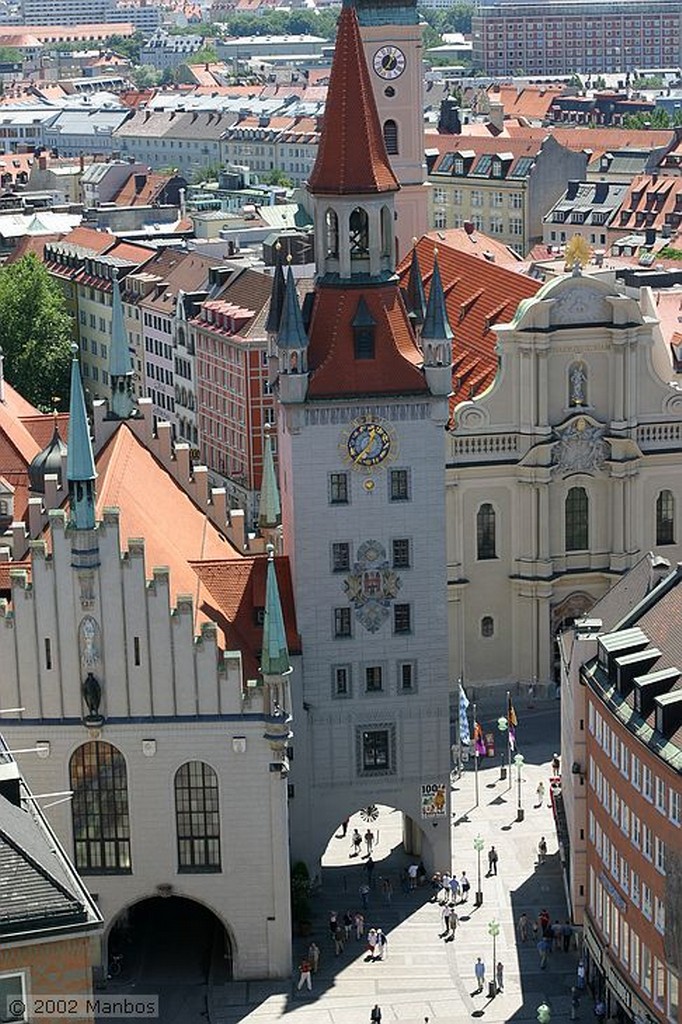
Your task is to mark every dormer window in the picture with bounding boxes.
[352,297,375,360]
[491,159,503,178]
[454,157,464,175]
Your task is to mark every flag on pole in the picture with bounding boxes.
[509,724,516,752]
[508,694,518,728]
[459,683,471,746]
[474,721,487,757]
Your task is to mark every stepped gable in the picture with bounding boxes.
[397,236,540,416]
[306,284,428,398]
[307,4,398,196]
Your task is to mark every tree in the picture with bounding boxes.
[130,64,162,89]
[261,168,293,187]
[0,46,22,63]
[186,44,219,65]
[0,254,73,411]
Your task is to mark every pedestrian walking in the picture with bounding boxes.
[449,908,459,939]
[366,928,377,960]
[351,829,362,858]
[343,910,353,941]
[487,846,499,876]
[517,912,529,942]
[297,959,312,991]
[562,920,573,952]
[329,911,338,939]
[359,884,370,911]
[440,903,452,937]
[354,911,365,940]
[381,876,393,904]
[536,781,545,807]
[552,920,562,951]
[408,863,419,890]
[460,872,470,901]
[370,1005,382,1023]
[375,928,388,960]
[538,938,549,970]
[539,908,551,935]
[552,753,560,775]
[308,942,320,973]
[496,962,504,993]
[449,874,460,903]
[577,960,586,990]
[538,836,548,865]
[333,926,345,956]
[364,829,374,856]
[474,957,486,993]
[594,999,606,1023]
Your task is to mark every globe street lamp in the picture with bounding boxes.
[474,834,485,907]
[514,752,525,822]
[488,919,500,998]
[497,716,508,780]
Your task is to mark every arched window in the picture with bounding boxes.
[476,503,496,560]
[70,741,131,873]
[175,761,221,872]
[381,205,392,258]
[349,207,369,258]
[568,360,588,407]
[325,208,338,257]
[481,616,494,638]
[383,119,399,155]
[656,489,675,545]
[565,487,589,552]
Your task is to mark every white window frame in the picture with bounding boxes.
[0,972,28,1023]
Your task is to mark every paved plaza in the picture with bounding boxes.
[211,702,585,1024]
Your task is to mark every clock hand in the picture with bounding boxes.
[354,427,377,462]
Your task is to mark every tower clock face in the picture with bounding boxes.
[341,416,397,472]
[373,45,406,80]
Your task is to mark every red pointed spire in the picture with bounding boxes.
[308,4,399,196]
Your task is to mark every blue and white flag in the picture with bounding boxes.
[459,683,471,746]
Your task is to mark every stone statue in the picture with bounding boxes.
[82,672,102,721]
[569,362,587,406]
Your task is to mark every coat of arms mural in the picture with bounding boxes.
[344,540,401,633]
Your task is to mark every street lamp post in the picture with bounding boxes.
[497,716,508,781]
[488,919,500,998]
[474,834,484,907]
[514,753,525,822]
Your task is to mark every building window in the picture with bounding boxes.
[393,603,411,634]
[655,836,666,874]
[656,489,675,545]
[175,761,221,872]
[392,538,411,568]
[382,119,398,155]
[332,542,351,572]
[565,487,588,551]
[329,472,349,505]
[133,636,141,666]
[357,725,396,775]
[476,503,496,559]
[481,615,494,638]
[70,742,131,874]
[44,638,52,670]
[365,665,383,692]
[434,210,446,230]
[398,662,415,692]
[332,665,351,698]
[0,974,26,1023]
[390,469,410,502]
[334,607,352,638]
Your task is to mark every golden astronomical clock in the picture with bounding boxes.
[340,416,397,473]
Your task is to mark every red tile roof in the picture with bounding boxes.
[0,560,31,591]
[191,556,300,678]
[397,237,540,418]
[307,283,427,399]
[308,5,398,196]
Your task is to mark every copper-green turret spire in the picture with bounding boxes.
[405,242,426,327]
[258,425,281,530]
[277,266,308,352]
[261,546,291,679]
[66,344,97,530]
[108,269,136,420]
[422,253,453,348]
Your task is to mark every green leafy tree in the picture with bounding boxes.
[0,46,22,62]
[261,168,293,187]
[0,254,73,411]
[186,44,219,64]
[130,64,163,88]
[623,108,672,129]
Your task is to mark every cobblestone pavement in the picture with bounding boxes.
[212,703,586,1024]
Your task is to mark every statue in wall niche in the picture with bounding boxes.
[79,615,100,669]
[569,362,588,407]
[82,672,104,724]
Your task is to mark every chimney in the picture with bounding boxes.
[647,551,671,592]
[134,172,146,193]
[80,152,85,172]
[464,221,475,235]
[38,154,47,171]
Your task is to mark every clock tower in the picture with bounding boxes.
[351,0,427,256]
[274,4,452,872]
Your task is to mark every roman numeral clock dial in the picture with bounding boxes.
[372,45,406,80]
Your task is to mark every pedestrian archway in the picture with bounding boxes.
[107,895,233,986]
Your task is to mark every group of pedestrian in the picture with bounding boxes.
[350,828,375,859]
[297,904,391,992]
[430,869,471,905]
[365,926,388,961]
[473,958,504,995]
[522,908,573,968]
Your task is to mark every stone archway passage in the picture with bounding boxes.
[109,895,232,987]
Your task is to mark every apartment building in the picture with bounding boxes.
[560,560,682,1024]
[543,181,630,250]
[220,116,320,186]
[609,173,682,249]
[472,0,682,77]
[427,133,587,255]
[113,111,228,179]
[191,266,282,523]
